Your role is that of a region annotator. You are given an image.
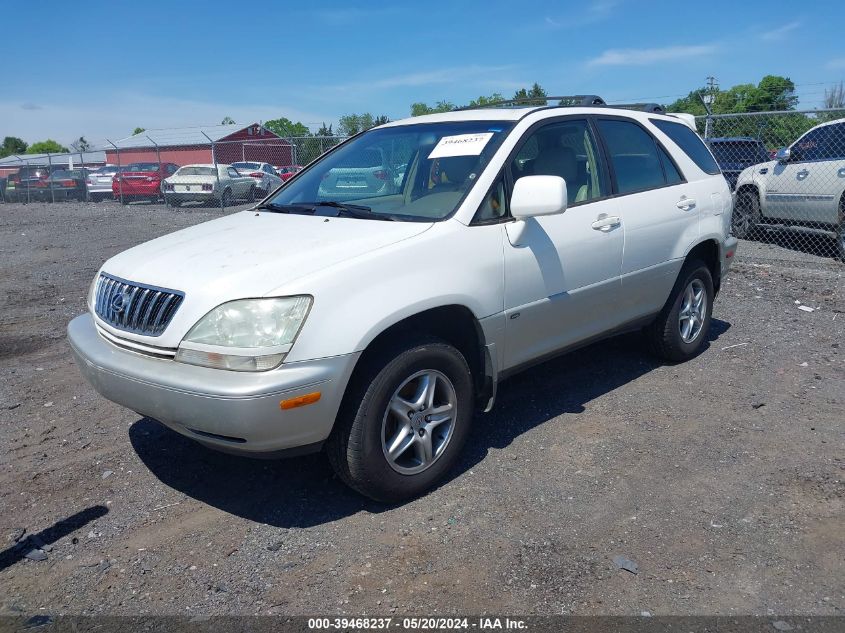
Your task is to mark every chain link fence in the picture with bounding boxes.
[0,129,347,211]
[2,110,844,261]
[696,108,845,261]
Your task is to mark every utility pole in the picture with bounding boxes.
[701,76,719,139]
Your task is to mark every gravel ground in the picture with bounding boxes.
[0,200,842,617]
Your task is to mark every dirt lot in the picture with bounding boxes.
[0,200,842,617]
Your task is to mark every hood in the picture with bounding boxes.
[99,211,433,344]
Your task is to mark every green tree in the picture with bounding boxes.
[467,93,505,108]
[132,127,145,135]
[221,116,235,125]
[373,115,390,126]
[264,117,311,138]
[26,139,69,154]
[72,136,91,152]
[824,82,844,109]
[338,113,375,136]
[410,100,455,117]
[512,82,547,106]
[0,136,27,158]
[316,122,334,136]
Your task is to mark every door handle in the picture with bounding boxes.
[591,215,621,231]
[797,169,810,178]
[676,197,696,210]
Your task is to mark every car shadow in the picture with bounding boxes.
[130,320,730,528]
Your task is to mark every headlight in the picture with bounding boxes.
[175,296,312,371]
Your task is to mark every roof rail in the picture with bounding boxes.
[454,95,606,111]
[452,95,668,115]
[604,102,666,114]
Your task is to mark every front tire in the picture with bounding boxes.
[327,337,474,502]
[221,188,233,208]
[645,260,714,362]
[732,188,761,239]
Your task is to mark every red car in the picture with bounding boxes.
[276,165,303,181]
[112,162,179,203]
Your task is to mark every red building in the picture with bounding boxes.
[106,123,295,168]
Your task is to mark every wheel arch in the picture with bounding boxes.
[345,304,492,413]
[684,239,721,293]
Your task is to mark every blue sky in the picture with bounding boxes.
[2,0,844,145]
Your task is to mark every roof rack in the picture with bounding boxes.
[454,95,666,115]
[454,95,606,111]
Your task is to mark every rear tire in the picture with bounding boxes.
[247,186,256,203]
[836,198,845,262]
[645,260,714,362]
[221,188,233,208]
[327,336,474,503]
[732,188,761,239]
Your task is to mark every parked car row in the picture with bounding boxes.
[2,161,302,204]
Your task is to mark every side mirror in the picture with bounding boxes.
[775,147,792,163]
[510,175,568,219]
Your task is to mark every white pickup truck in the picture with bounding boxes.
[68,97,736,501]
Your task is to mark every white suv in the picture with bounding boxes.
[68,99,737,501]
[733,117,845,260]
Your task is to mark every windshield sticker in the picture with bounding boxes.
[428,132,494,159]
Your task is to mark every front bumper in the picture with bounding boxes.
[67,314,359,455]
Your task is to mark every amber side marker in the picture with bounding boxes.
[280,392,321,410]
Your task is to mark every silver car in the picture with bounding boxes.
[318,146,397,200]
[86,165,122,202]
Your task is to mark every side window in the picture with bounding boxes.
[227,167,239,178]
[472,175,507,224]
[818,124,844,160]
[168,164,178,175]
[650,118,721,175]
[510,119,606,204]
[657,145,684,185]
[794,127,828,161]
[597,119,665,194]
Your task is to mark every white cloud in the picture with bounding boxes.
[543,0,621,29]
[318,65,521,93]
[0,93,333,147]
[760,21,801,41]
[587,44,717,67]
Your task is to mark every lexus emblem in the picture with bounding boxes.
[111,292,126,313]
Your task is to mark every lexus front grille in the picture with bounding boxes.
[94,273,184,337]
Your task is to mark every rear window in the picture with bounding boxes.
[125,163,160,171]
[51,170,72,178]
[232,162,260,170]
[176,166,215,176]
[650,119,720,175]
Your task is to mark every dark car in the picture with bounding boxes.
[5,165,64,202]
[706,137,770,190]
[33,169,91,202]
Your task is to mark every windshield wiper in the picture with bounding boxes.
[296,201,397,221]
[253,202,296,213]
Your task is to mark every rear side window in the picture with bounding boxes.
[657,145,683,185]
[596,119,665,194]
[650,119,720,174]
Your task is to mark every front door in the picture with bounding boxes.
[501,118,624,371]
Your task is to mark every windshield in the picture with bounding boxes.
[232,162,260,170]
[125,162,160,172]
[176,166,215,176]
[709,141,769,165]
[267,121,514,220]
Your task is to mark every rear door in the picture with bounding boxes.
[598,118,704,319]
